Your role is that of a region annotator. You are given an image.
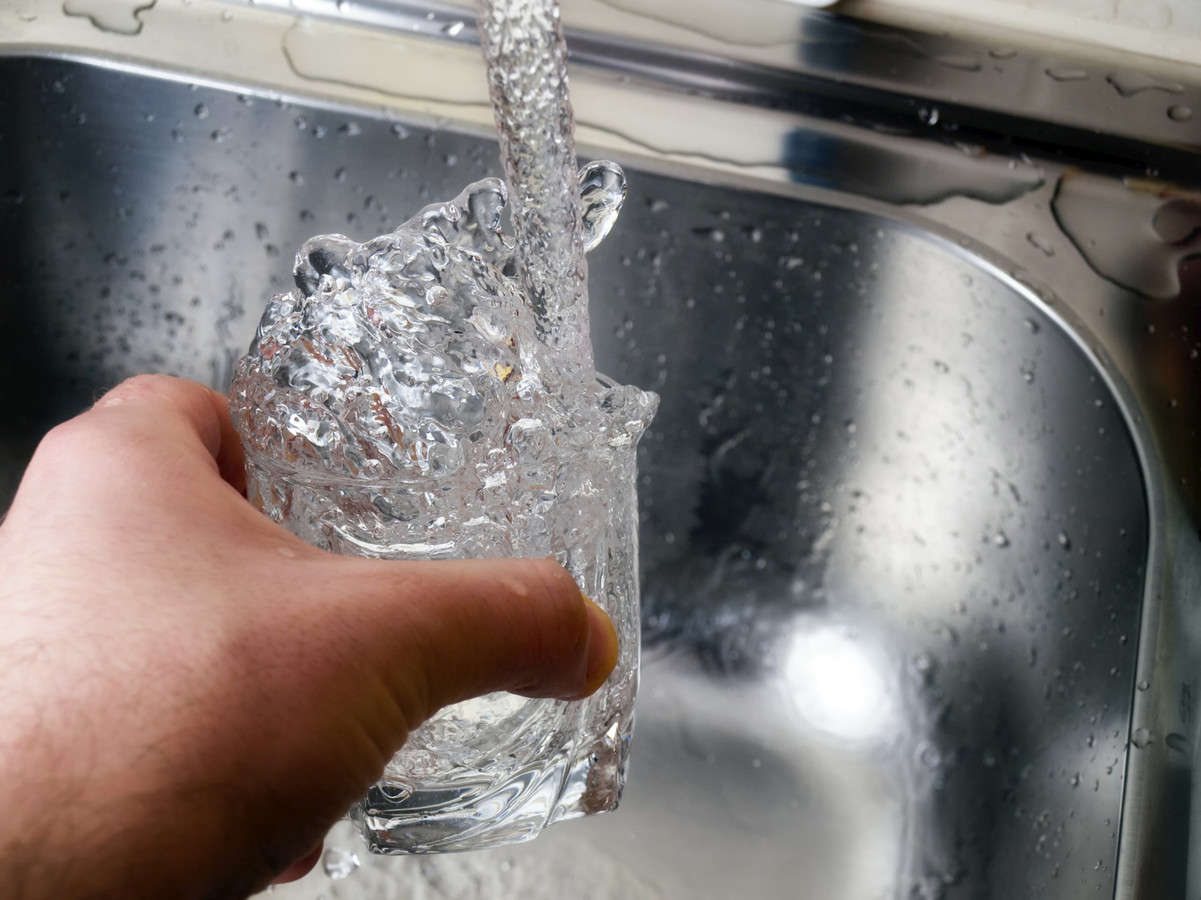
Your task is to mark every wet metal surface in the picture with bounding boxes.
[0,55,1155,898]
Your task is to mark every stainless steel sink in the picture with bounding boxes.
[1,2,1198,897]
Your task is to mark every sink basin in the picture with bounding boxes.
[0,3,1197,897]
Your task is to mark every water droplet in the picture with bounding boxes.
[918,106,940,125]
[918,742,942,768]
[210,127,231,143]
[1106,72,1184,98]
[936,54,981,72]
[443,19,464,36]
[391,122,410,139]
[1131,727,1152,749]
[289,170,304,185]
[193,102,209,119]
[1166,732,1188,752]
[1168,104,1193,122]
[989,47,1017,60]
[1026,232,1055,256]
[322,846,360,879]
[993,530,1011,548]
[1057,530,1071,550]
[1137,679,1150,691]
[578,160,626,253]
[338,121,361,136]
[219,7,232,21]
[1052,173,1201,298]
[907,653,936,682]
[1045,67,1088,82]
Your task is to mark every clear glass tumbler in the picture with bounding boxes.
[233,378,649,852]
[228,175,656,852]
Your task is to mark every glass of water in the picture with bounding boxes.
[228,176,656,852]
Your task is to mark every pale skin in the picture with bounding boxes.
[0,375,619,899]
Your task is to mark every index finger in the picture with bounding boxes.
[92,374,247,493]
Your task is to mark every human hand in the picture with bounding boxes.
[0,375,618,899]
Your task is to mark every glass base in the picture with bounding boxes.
[351,711,633,854]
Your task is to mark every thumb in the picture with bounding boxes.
[297,555,621,734]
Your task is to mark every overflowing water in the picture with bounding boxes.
[229,0,657,853]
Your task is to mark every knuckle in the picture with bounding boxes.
[523,557,581,605]
[521,557,588,639]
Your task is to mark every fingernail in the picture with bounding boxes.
[582,594,620,695]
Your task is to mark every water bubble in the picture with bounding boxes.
[193,102,209,119]
[1168,104,1193,122]
[1131,727,1152,748]
[1136,679,1150,691]
[322,846,360,879]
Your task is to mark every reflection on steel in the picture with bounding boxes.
[0,4,1198,896]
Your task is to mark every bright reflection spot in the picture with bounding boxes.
[784,624,898,746]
